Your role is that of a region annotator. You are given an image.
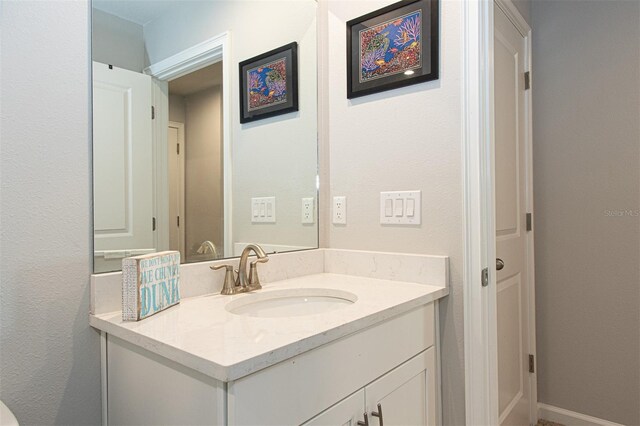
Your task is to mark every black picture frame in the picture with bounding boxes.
[346,0,439,99]
[239,42,298,123]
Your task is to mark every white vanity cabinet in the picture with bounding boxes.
[103,302,439,426]
[304,348,436,426]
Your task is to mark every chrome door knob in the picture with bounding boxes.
[496,258,505,271]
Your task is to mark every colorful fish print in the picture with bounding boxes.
[358,10,422,83]
[247,57,288,111]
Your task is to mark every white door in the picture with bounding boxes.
[93,62,154,269]
[364,348,436,426]
[494,5,534,425]
[167,121,185,258]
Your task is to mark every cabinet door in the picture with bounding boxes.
[365,348,436,426]
[303,389,365,426]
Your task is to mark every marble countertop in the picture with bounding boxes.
[90,273,448,382]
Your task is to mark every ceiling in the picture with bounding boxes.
[92,0,184,26]
[169,62,223,96]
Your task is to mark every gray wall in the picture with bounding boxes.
[92,8,144,72]
[184,87,224,259]
[0,1,102,425]
[532,1,640,424]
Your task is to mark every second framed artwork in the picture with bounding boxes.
[347,0,439,99]
[239,42,299,123]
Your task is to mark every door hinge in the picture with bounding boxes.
[481,267,489,287]
[524,71,531,90]
[152,217,156,231]
[151,106,155,119]
[526,212,532,231]
[529,354,535,373]
[177,216,180,227]
[177,143,180,155]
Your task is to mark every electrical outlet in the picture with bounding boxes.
[333,196,347,224]
[302,197,314,224]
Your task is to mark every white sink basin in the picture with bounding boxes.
[225,288,357,318]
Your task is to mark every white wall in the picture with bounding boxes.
[532,1,640,424]
[324,1,465,424]
[92,9,144,72]
[144,1,319,251]
[0,1,102,425]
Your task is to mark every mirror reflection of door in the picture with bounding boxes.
[168,63,224,263]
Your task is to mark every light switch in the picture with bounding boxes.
[380,191,421,225]
[406,198,415,217]
[251,196,276,223]
[384,199,393,217]
[394,199,404,217]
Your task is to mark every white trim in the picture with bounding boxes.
[522,17,537,426]
[145,32,233,258]
[495,0,531,36]
[152,79,170,252]
[168,121,186,258]
[100,331,108,426]
[434,301,443,426]
[143,32,229,81]
[316,0,330,248]
[462,1,499,425]
[538,404,626,426]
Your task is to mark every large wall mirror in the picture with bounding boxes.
[92,0,318,273]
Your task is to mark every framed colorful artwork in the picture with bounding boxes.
[346,0,439,99]
[239,42,298,123]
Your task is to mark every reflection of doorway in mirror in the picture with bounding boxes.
[167,63,224,263]
[167,122,185,260]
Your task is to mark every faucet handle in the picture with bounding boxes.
[247,257,269,291]
[210,264,238,295]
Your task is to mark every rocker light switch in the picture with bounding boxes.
[384,199,393,217]
[406,198,415,217]
[394,199,404,217]
[380,191,421,225]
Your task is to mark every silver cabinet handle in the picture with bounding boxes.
[371,403,383,426]
[357,412,369,426]
[496,258,505,271]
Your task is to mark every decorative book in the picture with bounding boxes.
[122,251,181,321]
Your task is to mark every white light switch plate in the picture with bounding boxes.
[251,197,276,223]
[333,196,347,224]
[301,197,314,224]
[380,191,421,225]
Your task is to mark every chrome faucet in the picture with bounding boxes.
[210,244,269,295]
[238,244,269,291]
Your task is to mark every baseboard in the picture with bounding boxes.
[538,403,625,426]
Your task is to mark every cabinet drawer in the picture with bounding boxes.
[228,303,434,425]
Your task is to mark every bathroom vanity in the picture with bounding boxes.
[90,249,448,425]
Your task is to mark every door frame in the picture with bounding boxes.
[168,121,186,258]
[462,1,535,424]
[144,31,233,258]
